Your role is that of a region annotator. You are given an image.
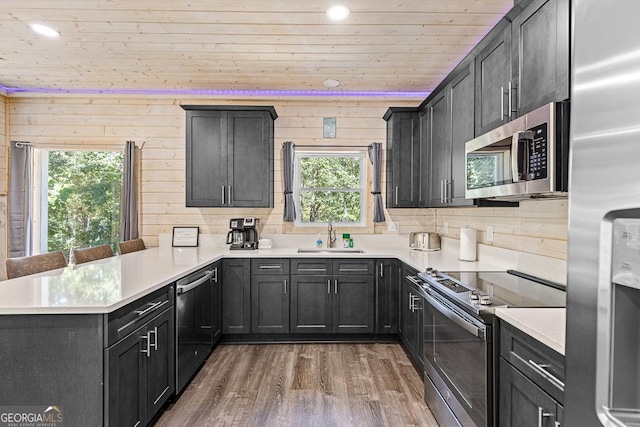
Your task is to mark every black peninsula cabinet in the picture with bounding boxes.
[183,105,277,208]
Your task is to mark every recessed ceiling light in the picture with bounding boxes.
[324,79,340,88]
[326,4,351,21]
[30,23,61,38]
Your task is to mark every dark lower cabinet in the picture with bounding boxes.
[251,274,290,333]
[332,274,375,333]
[499,321,564,426]
[222,258,251,334]
[290,275,374,334]
[499,358,562,426]
[106,307,175,427]
[290,275,332,333]
[211,261,222,343]
[375,259,399,334]
[400,266,424,372]
[290,258,375,334]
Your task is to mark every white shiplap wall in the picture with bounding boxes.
[7,96,420,247]
[5,96,568,263]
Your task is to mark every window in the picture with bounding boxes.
[294,152,366,226]
[36,150,124,255]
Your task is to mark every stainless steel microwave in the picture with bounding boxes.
[465,101,570,200]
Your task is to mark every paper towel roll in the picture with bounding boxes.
[459,227,477,261]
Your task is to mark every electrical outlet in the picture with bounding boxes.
[487,225,494,242]
[443,222,449,234]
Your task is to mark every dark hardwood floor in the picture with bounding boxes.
[156,343,438,427]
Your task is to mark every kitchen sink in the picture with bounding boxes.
[297,248,366,254]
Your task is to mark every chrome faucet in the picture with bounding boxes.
[327,219,337,248]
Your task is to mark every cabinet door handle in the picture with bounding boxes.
[409,293,414,311]
[228,185,232,204]
[508,81,513,118]
[537,407,553,427]
[151,327,158,352]
[501,86,507,119]
[395,186,398,206]
[379,263,384,278]
[327,280,331,294]
[284,279,287,295]
[213,267,218,283]
[141,333,151,358]
[334,279,338,294]
[221,185,225,204]
[445,179,449,203]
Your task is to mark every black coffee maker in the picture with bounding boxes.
[226,217,260,250]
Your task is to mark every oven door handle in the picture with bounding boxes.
[425,292,486,339]
[177,270,213,294]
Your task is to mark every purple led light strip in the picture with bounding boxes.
[0,84,429,98]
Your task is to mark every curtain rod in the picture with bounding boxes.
[10,140,145,149]
[285,143,375,149]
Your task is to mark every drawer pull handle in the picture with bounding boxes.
[339,268,369,272]
[135,300,163,317]
[297,268,327,272]
[259,265,282,269]
[537,406,553,427]
[528,359,565,389]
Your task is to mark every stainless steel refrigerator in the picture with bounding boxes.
[566,0,640,425]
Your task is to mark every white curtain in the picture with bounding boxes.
[120,141,138,240]
[8,142,33,257]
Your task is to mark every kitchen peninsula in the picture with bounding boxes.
[0,241,503,426]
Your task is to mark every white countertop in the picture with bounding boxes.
[0,245,502,315]
[495,307,566,355]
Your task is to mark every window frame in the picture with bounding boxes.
[32,148,124,255]
[293,151,367,227]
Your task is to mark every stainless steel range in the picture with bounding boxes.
[417,269,566,427]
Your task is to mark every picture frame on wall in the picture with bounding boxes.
[172,226,199,247]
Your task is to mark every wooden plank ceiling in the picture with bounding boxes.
[0,0,513,94]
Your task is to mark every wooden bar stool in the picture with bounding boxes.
[72,244,114,265]
[5,251,68,279]
[118,238,147,255]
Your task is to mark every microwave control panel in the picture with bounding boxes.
[527,123,548,180]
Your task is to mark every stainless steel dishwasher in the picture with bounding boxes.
[176,265,217,393]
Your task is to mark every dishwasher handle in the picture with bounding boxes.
[177,270,213,294]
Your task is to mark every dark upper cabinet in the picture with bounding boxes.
[384,108,421,208]
[511,0,570,117]
[475,23,512,136]
[222,259,251,334]
[183,106,277,208]
[427,61,475,207]
[475,0,569,135]
[427,89,450,207]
